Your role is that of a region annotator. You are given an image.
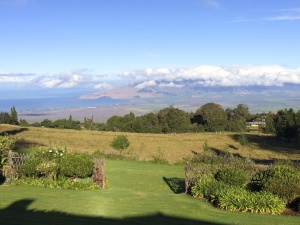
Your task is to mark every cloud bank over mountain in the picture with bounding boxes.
[1,65,300,92]
[123,65,300,89]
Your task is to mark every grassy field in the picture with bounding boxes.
[1,160,300,225]
[1,124,299,163]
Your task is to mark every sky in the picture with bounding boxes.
[1,0,300,95]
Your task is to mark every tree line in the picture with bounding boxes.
[1,103,300,141]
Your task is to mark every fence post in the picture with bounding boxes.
[92,158,106,189]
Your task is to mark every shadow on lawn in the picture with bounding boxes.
[163,177,185,194]
[0,199,229,225]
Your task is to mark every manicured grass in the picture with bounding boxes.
[1,160,299,225]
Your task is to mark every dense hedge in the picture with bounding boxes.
[59,153,93,178]
[189,152,300,215]
[19,149,97,190]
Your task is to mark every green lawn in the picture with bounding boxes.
[1,160,299,225]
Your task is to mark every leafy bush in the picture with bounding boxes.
[191,177,229,203]
[261,165,300,203]
[202,139,210,152]
[0,135,16,152]
[238,134,248,146]
[33,147,65,161]
[0,135,16,166]
[110,135,130,151]
[217,188,285,215]
[21,158,41,177]
[36,161,58,180]
[186,151,256,192]
[59,153,93,178]
[215,167,248,187]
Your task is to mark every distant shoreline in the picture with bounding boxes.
[17,104,150,123]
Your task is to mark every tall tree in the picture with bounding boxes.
[274,108,297,140]
[10,106,19,125]
[194,102,227,132]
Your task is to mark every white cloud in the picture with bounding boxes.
[34,70,87,88]
[0,73,34,82]
[135,80,157,89]
[158,82,184,88]
[126,65,300,88]
[93,82,113,89]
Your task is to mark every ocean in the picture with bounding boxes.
[0,88,128,112]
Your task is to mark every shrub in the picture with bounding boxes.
[217,188,285,214]
[202,139,210,152]
[33,147,65,161]
[110,135,130,152]
[215,167,248,187]
[59,153,93,178]
[0,135,16,166]
[238,134,248,146]
[36,161,58,180]
[21,158,41,177]
[261,165,300,204]
[191,177,230,203]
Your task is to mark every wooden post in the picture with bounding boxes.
[92,158,106,189]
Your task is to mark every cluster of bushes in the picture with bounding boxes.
[14,147,100,190]
[188,151,300,214]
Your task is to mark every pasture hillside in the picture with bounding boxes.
[0,124,299,163]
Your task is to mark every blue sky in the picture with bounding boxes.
[1,0,300,94]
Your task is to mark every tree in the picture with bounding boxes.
[20,119,29,127]
[194,103,227,132]
[0,112,10,124]
[158,106,191,133]
[274,108,298,140]
[10,106,19,125]
[41,119,53,128]
[110,135,130,154]
[225,104,249,132]
[263,112,276,134]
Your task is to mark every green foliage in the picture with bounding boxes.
[59,153,93,178]
[261,165,300,203]
[158,106,191,133]
[33,147,65,161]
[238,134,248,146]
[191,177,229,202]
[0,135,16,166]
[202,139,210,152]
[110,135,130,151]
[40,117,81,130]
[215,167,248,187]
[13,176,100,190]
[0,135,16,152]
[19,119,30,127]
[21,148,65,178]
[10,106,19,125]
[194,102,228,132]
[149,151,169,164]
[217,188,285,215]
[274,108,300,141]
